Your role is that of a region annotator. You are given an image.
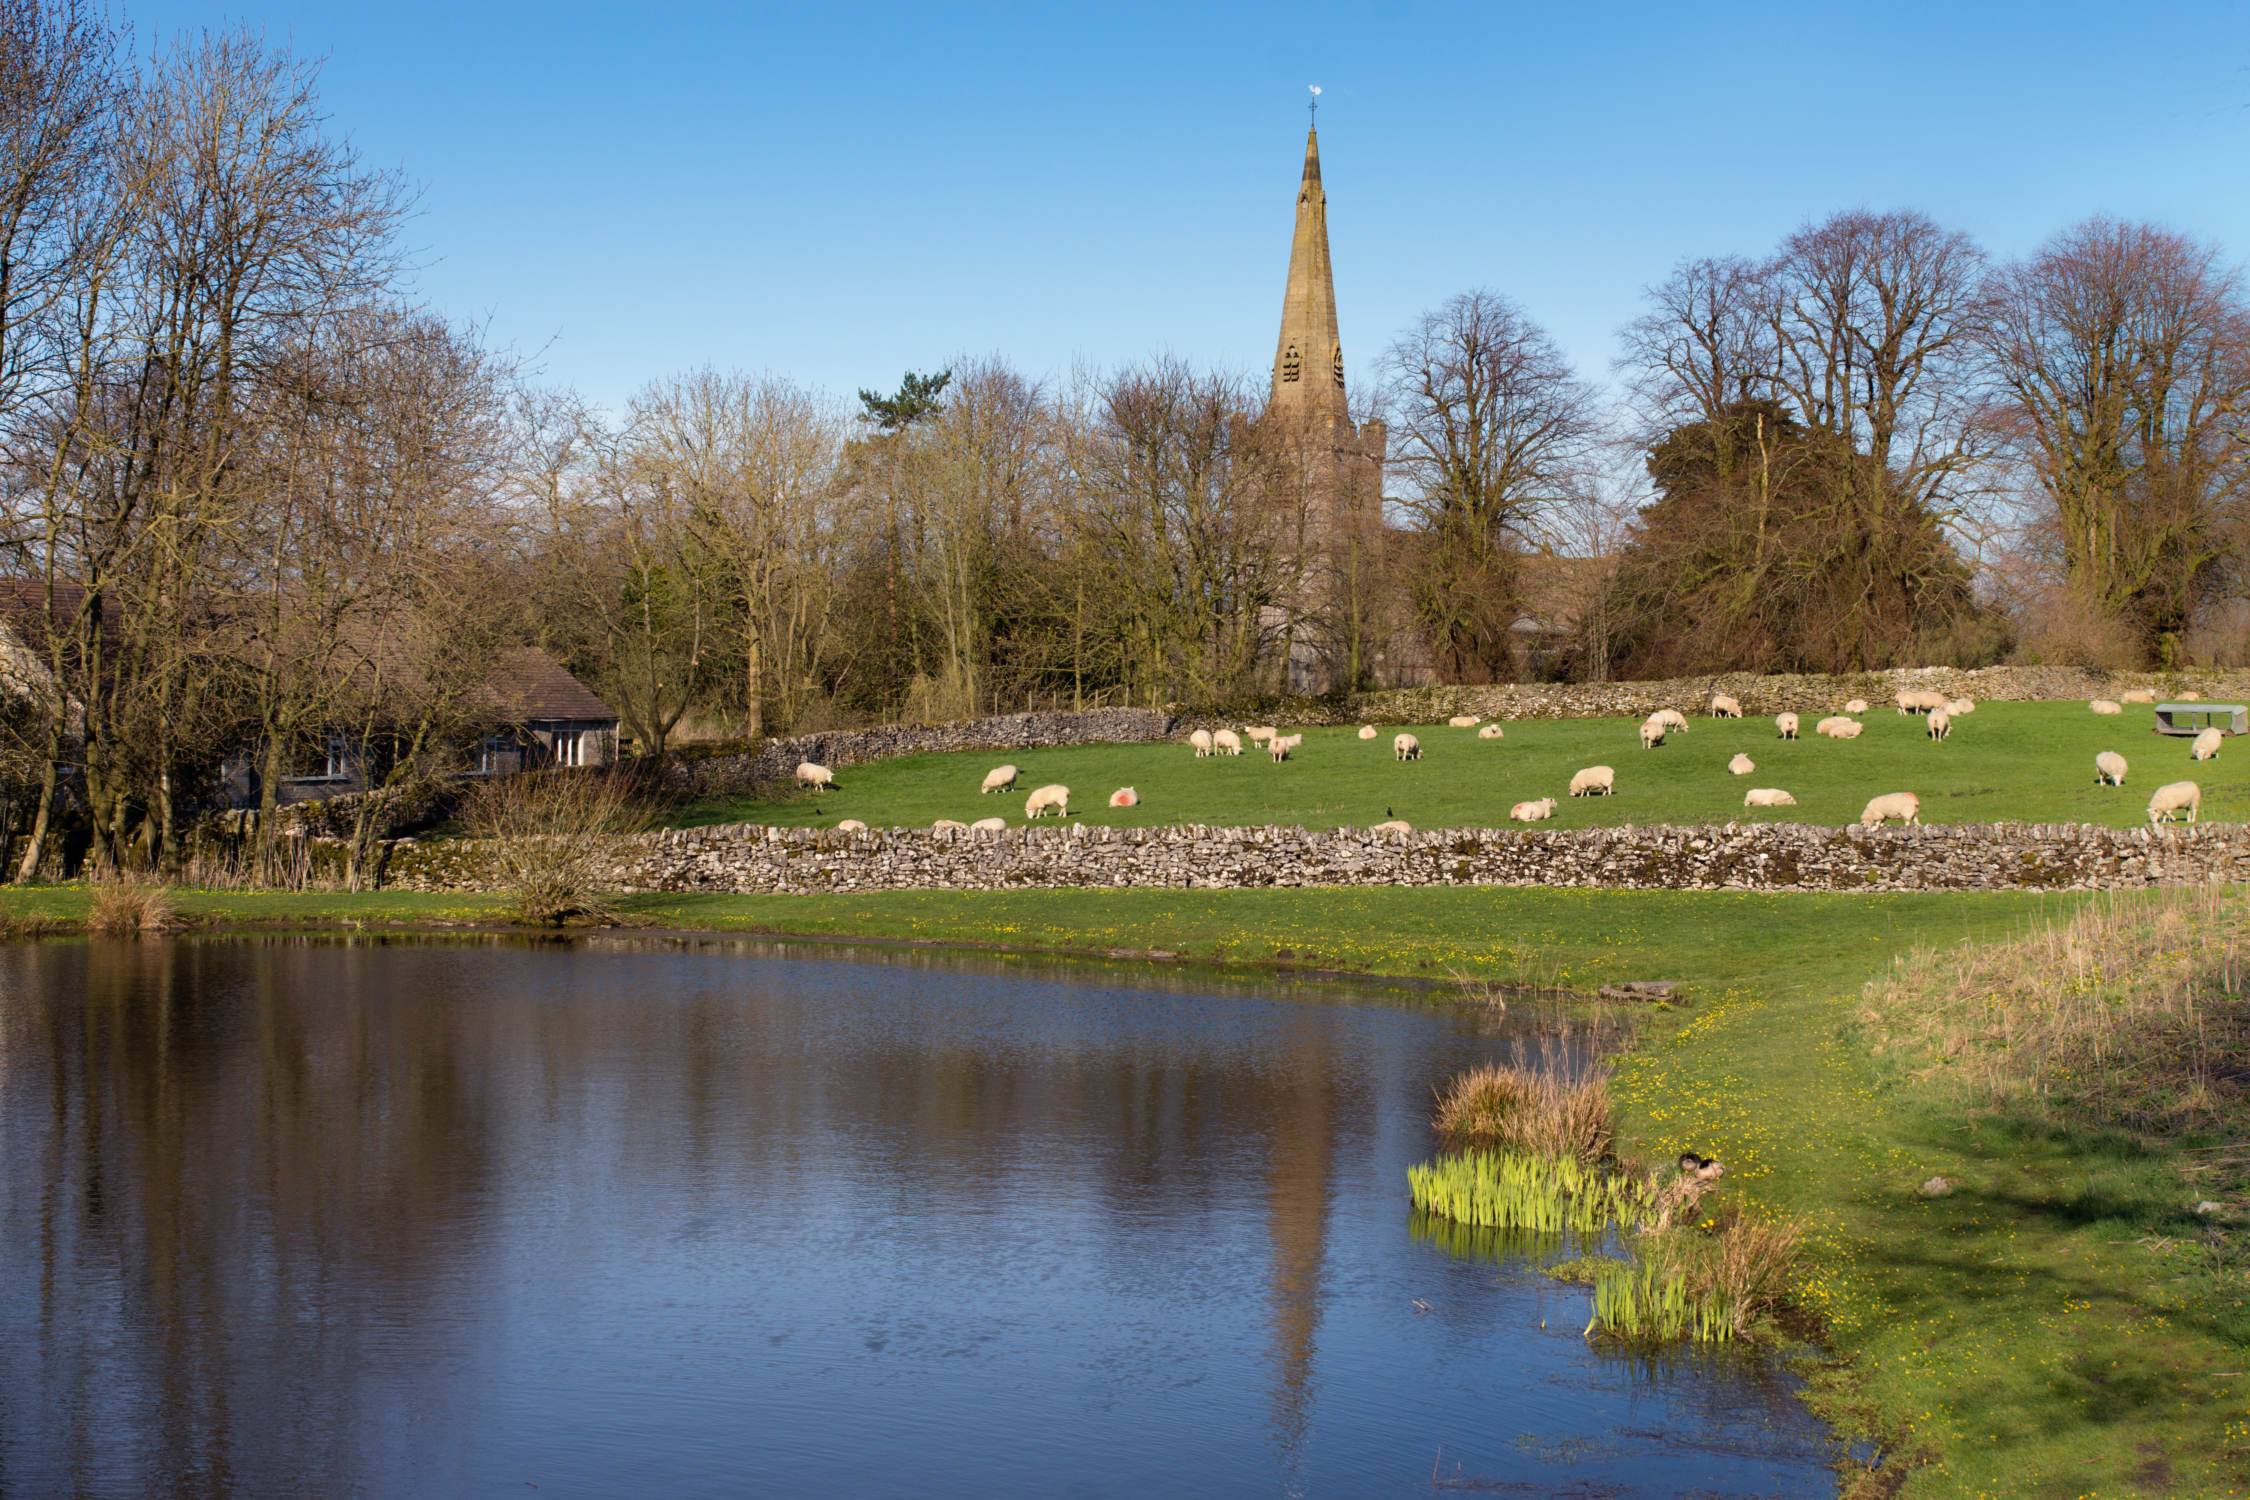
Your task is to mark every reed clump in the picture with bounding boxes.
[1407,1149,1652,1236]
[1434,1054,1613,1164]
[1863,886,2249,1135]
[86,877,178,936]
[1584,1214,1802,1344]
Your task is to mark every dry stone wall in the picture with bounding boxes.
[375,819,2250,897]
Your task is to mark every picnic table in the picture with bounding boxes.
[2153,702,2248,736]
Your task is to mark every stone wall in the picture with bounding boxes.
[656,707,1177,799]
[374,819,2250,897]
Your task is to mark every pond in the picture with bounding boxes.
[0,938,1836,1496]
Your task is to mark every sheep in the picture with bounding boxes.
[981,763,1019,794]
[1372,819,1412,833]
[1894,689,1945,715]
[2089,699,2123,716]
[1394,733,1422,762]
[970,816,1006,832]
[1188,730,1214,758]
[1108,787,1138,808]
[836,818,868,832]
[1728,752,1756,776]
[1709,693,1743,718]
[1213,729,1243,756]
[932,819,968,833]
[1639,717,1667,750]
[1814,715,1861,739]
[2094,751,2128,787]
[795,761,835,792]
[1268,733,1302,763]
[2120,689,2156,704]
[1509,797,1557,823]
[1945,697,1976,715]
[1025,783,1069,819]
[1357,725,1378,740]
[1859,791,1920,827]
[1775,712,1800,740]
[1926,709,1951,741]
[1447,714,1481,728]
[1569,765,1615,797]
[2179,691,2203,701]
[2193,727,2224,762]
[1743,787,1797,808]
[1653,708,1690,734]
[1845,698,1870,714]
[1478,723,1505,740]
[1247,725,1277,744]
[2149,780,2201,825]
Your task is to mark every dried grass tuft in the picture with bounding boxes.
[87,877,178,937]
[1435,1052,1613,1165]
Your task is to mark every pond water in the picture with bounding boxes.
[0,939,1835,1497]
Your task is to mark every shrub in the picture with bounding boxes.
[87,877,178,937]
[1434,1054,1613,1163]
[465,770,648,925]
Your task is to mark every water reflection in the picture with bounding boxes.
[0,937,1836,1497]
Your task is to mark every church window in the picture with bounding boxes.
[1331,343,1345,387]
[1281,343,1301,383]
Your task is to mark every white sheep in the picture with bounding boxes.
[2149,780,2201,825]
[1927,709,1951,741]
[2120,689,2156,704]
[1859,792,1920,827]
[2180,691,2203,702]
[1213,729,1243,756]
[1814,716,1861,739]
[1944,697,1975,715]
[1829,719,1864,740]
[1025,783,1069,819]
[795,761,835,792]
[1639,717,1667,750]
[970,816,1006,832]
[1247,725,1277,744]
[1509,797,1557,823]
[1775,712,1799,740]
[1654,708,1690,734]
[1845,698,1870,715]
[1394,733,1421,762]
[2089,699,2123,716]
[1188,730,1214,758]
[1478,723,1505,740]
[932,818,968,833]
[836,818,868,832]
[2193,727,2224,762]
[1709,693,1743,718]
[1569,765,1615,797]
[1743,787,1796,808]
[1268,733,1302,763]
[1358,724,1378,740]
[1372,819,1412,833]
[982,763,1019,794]
[1447,714,1481,728]
[1728,752,1755,775]
[1893,689,1943,715]
[1109,787,1138,808]
[2094,751,2128,787]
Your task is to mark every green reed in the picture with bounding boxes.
[1406,1149,1653,1236]
[1584,1255,1736,1343]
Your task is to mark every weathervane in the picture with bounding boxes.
[1308,84,1321,126]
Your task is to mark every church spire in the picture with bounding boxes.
[1270,120,1348,429]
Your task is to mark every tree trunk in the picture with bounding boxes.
[12,734,60,883]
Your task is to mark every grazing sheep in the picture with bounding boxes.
[1108,787,1138,808]
[2193,727,2224,762]
[2094,751,2128,787]
[1743,787,1796,808]
[795,761,835,792]
[1859,792,1921,827]
[1639,717,1667,750]
[970,816,1006,832]
[836,818,868,832]
[2180,691,2202,701]
[932,819,968,833]
[982,763,1019,794]
[1358,724,1378,740]
[1213,729,1244,756]
[1654,708,1690,734]
[2120,689,2156,704]
[2149,780,2201,825]
[1025,783,1069,819]
[1509,797,1557,822]
[1814,716,1861,739]
[1188,730,1214,758]
[1709,693,1743,718]
[1927,709,1951,741]
[1394,733,1422,762]
[1776,712,1800,740]
[1247,725,1277,744]
[1569,765,1615,797]
[1372,819,1412,833]
[1945,697,1976,715]
[2089,699,2123,715]
[1478,723,1505,740]
[1894,689,1945,715]
[1447,714,1481,728]
[1728,753,1755,776]
[1269,733,1302,763]
[1845,698,1870,714]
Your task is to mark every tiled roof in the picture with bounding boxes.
[485,646,616,723]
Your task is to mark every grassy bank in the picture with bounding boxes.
[1,880,2241,1494]
[669,699,2244,833]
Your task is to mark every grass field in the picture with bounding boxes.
[2,880,2242,1494]
[670,699,2246,832]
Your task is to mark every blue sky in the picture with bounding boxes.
[132,1,2250,410]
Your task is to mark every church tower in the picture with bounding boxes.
[1270,123,1350,431]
